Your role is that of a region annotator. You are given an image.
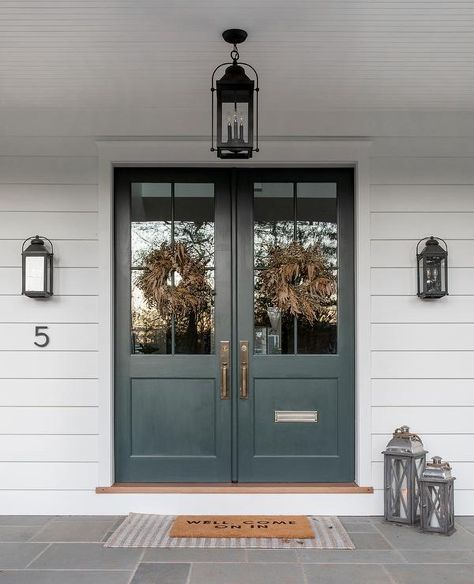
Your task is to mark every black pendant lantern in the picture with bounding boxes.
[416,236,448,299]
[211,29,259,159]
[21,235,54,298]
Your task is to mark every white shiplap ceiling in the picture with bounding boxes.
[0,0,474,111]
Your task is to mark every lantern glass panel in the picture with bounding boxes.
[221,102,249,144]
[389,457,409,520]
[426,484,443,529]
[423,256,445,295]
[24,255,46,293]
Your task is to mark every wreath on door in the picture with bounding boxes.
[135,243,212,319]
[258,241,336,324]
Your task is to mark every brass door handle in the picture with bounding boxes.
[220,341,230,400]
[239,341,249,399]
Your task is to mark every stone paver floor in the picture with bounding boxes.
[0,515,473,583]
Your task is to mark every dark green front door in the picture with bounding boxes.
[115,167,354,483]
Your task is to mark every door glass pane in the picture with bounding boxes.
[253,182,338,355]
[254,183,295,354]
[174,183,215,354]
[131,183,172,354]
[131,182,215,355]
[296,183,337,354]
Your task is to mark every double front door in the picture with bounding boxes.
[115,167,354,483]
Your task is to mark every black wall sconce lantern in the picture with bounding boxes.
[416,236,448,299]
[21,235,54,298]
[211,29,259,159]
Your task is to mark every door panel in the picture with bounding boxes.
[236,169,354,482]
[114,167,354,483]
[115,169,232,482]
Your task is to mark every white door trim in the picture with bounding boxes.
[96,139,372,490]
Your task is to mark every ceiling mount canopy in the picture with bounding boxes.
[211,29,259,159]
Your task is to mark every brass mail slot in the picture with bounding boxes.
[274,410,319,423]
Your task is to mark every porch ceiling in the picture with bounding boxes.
[0,1,473,112]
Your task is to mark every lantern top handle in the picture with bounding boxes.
[21,235,54,254]
[416,235,447,256]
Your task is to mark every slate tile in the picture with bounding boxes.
[247,549,298,562]
[0,543,48,569]
[386,563,474,584]
[303,564,393,583]
[130,563,190,584]
[190,562,305,584]
[142,548,247,563]
[351,532,393,550]
[0,517,53,526]
[399,550,474,564]
[340,517,378,533]
[0,526,43,542]
[298,549,405,564]
[31,520,115,542]
[28,542,142,570]
[0,571,132,584]
[375,521,474,550]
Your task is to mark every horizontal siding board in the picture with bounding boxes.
[0,435,98,462]
[371,324,474,351]
[0,156,97,184]
[372,434,474,463]
[370,185,474,213]
[0,211,97,239]
[371,379,474,407]
[0,184,97,212]
[371,296,474,323]
[0,462,98,490]
[370,240,474,268]
[0,296,98,323]
[0,379,98,406]
[0,324,98,351]
[0,407,98,434]
[0,137,97,157]
[372,406,473,434]
[371,212,474,240]
[371,137,474,158]
[0,239,99,268]
[0,267,99,296]
[371,157,474,185]
[0,352,97,379]
[372,351,474,379]
[371,267,474,296]
[372,461,474,490]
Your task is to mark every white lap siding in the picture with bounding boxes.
[370,150,474,514]
[0,128,473,514]
[0,151,99,496]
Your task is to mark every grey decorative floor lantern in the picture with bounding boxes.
[383,426,427,525]
[420,457,456,536]
[211,29,259,159]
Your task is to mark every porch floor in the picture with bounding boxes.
[0,515,473,583]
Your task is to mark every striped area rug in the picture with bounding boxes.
[104,514,354,549]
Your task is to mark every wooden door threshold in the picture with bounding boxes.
[96,482,373,494]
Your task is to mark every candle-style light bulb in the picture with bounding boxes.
[239,114,244,142]
[227,115,232,142]
[233,106,238,141]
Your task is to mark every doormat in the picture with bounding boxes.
[170,515,314,539]
[104,513,355,549]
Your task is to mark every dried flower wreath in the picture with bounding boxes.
[258,241,336,324]
[136,243,212,319]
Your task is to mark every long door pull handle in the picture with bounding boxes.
[240,341,249,399]
[219,341,230,400]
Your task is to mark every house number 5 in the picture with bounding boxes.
[34,326,50,348]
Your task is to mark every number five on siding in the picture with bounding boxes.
[34,326,50,348]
